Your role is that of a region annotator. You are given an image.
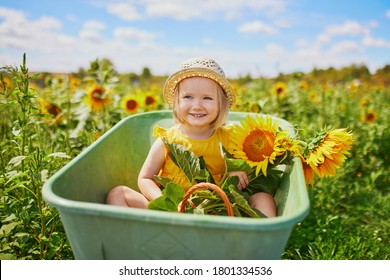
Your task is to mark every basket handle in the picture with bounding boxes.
[178,182,234,217]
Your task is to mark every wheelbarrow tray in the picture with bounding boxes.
[42,110,309,259]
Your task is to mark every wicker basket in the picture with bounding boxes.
[178,182,234,216]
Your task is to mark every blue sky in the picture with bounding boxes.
[1,0,389,77]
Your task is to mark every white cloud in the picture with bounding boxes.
[363,36,390,48]
[0,6,25,22]
[34,16,62,30]
[314,20,390,50]
[386,9,390,18]
[107,2,143,21]
[83,20,106,30]
[113,27,159,41]
[330,41,363,54]
[145,2,203,20]
[325,20,370,37]
[0,7,72,52]
[104,0,287,21]
[238,20,278,34]
[312,19,390,54]
[316,20,371,45]
[265,43,284,55]
[79,20,106,42]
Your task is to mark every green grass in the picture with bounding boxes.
[284,175,389,259]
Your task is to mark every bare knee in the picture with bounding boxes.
[106,186,129,206]
[106,185,148,208]
[250,192,277,218]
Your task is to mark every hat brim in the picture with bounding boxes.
[163,67,236,108]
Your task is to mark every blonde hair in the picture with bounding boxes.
[172,79,229,130]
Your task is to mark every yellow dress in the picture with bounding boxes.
[153,125,233,191]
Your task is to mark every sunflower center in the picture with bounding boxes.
[91,88,104,101]
[47,104,61,116]
[145,96,156,105]
[365,112,375,122]
[276,87,284,95]
[243,130,275,162]
[126,99,138,110]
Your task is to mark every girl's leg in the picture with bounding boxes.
[250,192,276,218]
[106,186,149,208]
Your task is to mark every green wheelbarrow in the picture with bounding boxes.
[42,110,309,259]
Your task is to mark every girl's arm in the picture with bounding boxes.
[138,138,166,201]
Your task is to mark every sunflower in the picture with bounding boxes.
[86,85,109,111]
[361,109,378,124]
[308,90,320,104]
[249,102,261,113]
[37,97,62,123]
[0,76,12,88]
[300,157,316,185]
[272,81,287,98]
[303,128,353,182]
[359,98,370,108]
[143,93,162,111]
[70,76,80,88]
[121,95,140,114]
[299,80,309,90]
[145,95,157,106]
[229,115,297,176]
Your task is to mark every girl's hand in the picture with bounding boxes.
[228,171,249,190]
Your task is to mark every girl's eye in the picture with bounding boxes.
[182,95,192,99]
[204,96,213,100]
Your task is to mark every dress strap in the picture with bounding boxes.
[153,125,167,138]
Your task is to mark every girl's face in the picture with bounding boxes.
[175,77,220,129]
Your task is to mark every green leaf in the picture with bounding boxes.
[31,73,40,79]
[162,182,185,205]
[153,175,174,188]
[0,100,18,108]
[8,156,27,168]
[163,139,208,185]
[225,156,252,173]
[198,156,214,183]
[148,196,178,212]
[45,152,71,159]
[147,182,185,212]
[220,175,239,192]
[247,169,283,196]
[0,221,23,236]
[229,186,265,218]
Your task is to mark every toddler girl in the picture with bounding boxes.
[106,57,276,217]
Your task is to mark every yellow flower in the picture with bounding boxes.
[86,85,109,111]
[300,157,316,186]
[361,110,378,124]
[70,76,80,88]
[37,97,63,124]
[0,76,13,89]
[359,97,370,108]
[308,90,320,104]
[150,83,161,94]
[272,81,287,98]
[121,95,140,114]
[299,80,309,90]
[144,95,157,106]
[249,102,261,113]
[304,128,353,183]
[229,114,296,176]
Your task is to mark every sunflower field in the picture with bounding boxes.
[0,54,389,260]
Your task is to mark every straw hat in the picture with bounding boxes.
[163,57,236,108]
